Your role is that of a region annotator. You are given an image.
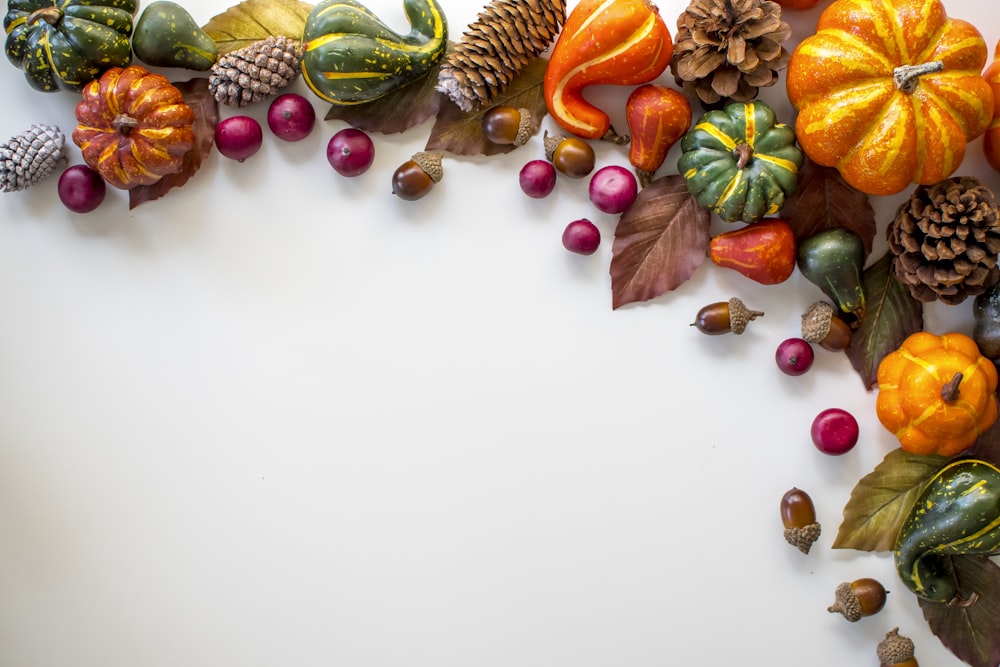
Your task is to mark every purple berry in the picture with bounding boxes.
[57,164,106,213]
[562,218,601,255]
[327,128,375,177]
[267,93,316,142]
[519,159,557,198]
[776,337,815,376]
[215,116,263,162]
[811,408,859,455]
[588,164,638,214]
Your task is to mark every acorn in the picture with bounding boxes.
[392,151,443,201]
[691,297,764,335]
[779,487,821,554]
[877,627,918,667]
[543,131,595,178]
[481,106,534,147]
[801,301,853,351]
[827,577,888,621]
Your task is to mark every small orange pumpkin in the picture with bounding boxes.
[983,39,1000,174]
[785,0,994,196]
[72,65,195,190]
[876,331,999,457]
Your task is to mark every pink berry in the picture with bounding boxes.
[215,116,263,162]
[327,128,375,177]
[775,337,815,376]
[58,164,106,213]
[811,408,859,455]
[267,93,316,142]
[588,164,638,214]
[519,159,557,198]
[562,218,601,255]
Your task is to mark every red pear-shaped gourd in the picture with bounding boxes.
[708,218,797,285]
[625,83,692,188]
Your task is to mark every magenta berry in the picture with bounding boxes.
[588,164,638,214]
[519,159,557,199]
[562,218,601,255]
[57,164,106,213]
[215,116,263,162]
[811,408,860,455]
[776,337,815,376]
[267,93,316,142]
[327,128,375,177]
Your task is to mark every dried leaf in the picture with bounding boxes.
[323,68,444,135]
[846,251,924,390]
[832,448,947,552]
[424,58,548,156]
[920,556,1000,667]
[202,0,313,55]
[129,78,219,210]
[783,157,877,257]
[965,411,1000,467]
[610,175,712,309]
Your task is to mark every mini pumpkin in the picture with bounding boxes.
[72,65,195,190]
[876,331,999,457]
[983,38,1000,174]
[785,0,995,196]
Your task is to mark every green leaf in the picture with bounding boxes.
[920,556,1000,667]
[832,448,947,552]
[323,67,444,136]
[202,0,314,55]
[609,175,712,310]
[423,58,549,156]
[845,251,924,390]
[129,77,219,210]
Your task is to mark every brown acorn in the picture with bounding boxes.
[801,301,853,351]
[877,627,918,667]
[779,487,821,554]
[827,578,888,622]
[691,298,764,335]
[481,106,534,147]
[392,151,443,201]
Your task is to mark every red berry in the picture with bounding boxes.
[519,159,557,198]
[775,337,815,376]
[215,116,263,162]
[327,128,375,177]
[811,408,859,455]
[588,164,638,214]
[562,218,601,255]
[57,164,106,213]
[267,93,316,142]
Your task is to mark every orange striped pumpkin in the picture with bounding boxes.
[785,0,994,196]
[984,39,1000,173]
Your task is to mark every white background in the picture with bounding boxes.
[1,0,997,665]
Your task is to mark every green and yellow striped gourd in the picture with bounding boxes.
[893,458,1000,603]
[677,100,803,224]
[300,0,447,106]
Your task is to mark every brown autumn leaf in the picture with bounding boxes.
[323,66,444,135]
[846,251,925,390]
[782,157,877,257]
[201,0,314,55]
[920,556,1000,667]
[424,58,548,156]
[129,78,219,210]
[610,175,712,309]
[966,409,1000,466]
[832,447,947,552]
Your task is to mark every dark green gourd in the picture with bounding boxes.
[131,1,218,71]
[893,459,1000,603]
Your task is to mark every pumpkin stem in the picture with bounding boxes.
[948,590,980,608]
[893,61,944,94]
[26,7,61,26]
[112,114,139,135]
[733,143,753,169]
[941,372,964,403]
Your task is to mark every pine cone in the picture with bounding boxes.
[887,176,1000,305]
[1,124,66,193]
[437,0,567,112]
[670,0,791,107]
[208,36,303,108]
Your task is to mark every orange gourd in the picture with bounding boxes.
[625,83,691,188]
[983,39,1000,173]
[785,0,994,196]
[72,65,195,190]
[543,0,672,142]
[875,331,999,457]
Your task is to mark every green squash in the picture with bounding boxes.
[131,1,217,71]
[4,0,137,92]
[677,100,803,224]
[300,0,447,105]
[893,459,1000,603]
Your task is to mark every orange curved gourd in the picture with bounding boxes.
[785,0,994,196]
[876,332,999,457]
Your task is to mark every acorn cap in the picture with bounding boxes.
[877,627,915,665]
[801,301,835,343]
[783,523,821,554]
[411,151,444,183]
[514,108,533,147]
[828,581,862,621]
[543,130,564,161]
[728,297,764,334]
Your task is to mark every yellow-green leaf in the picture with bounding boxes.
[202,0,313,55]
[832,448,947,552]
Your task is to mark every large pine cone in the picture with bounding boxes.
[1,124,65,192]
[670,0,791,106]
[208,36,303,108]
[887,176,1000,305]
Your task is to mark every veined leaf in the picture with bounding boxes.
[202,0,313,55]
[324,65,444,135]
[832,448,947,552]
[967,412,1000,467]
[920,556,1000,667]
